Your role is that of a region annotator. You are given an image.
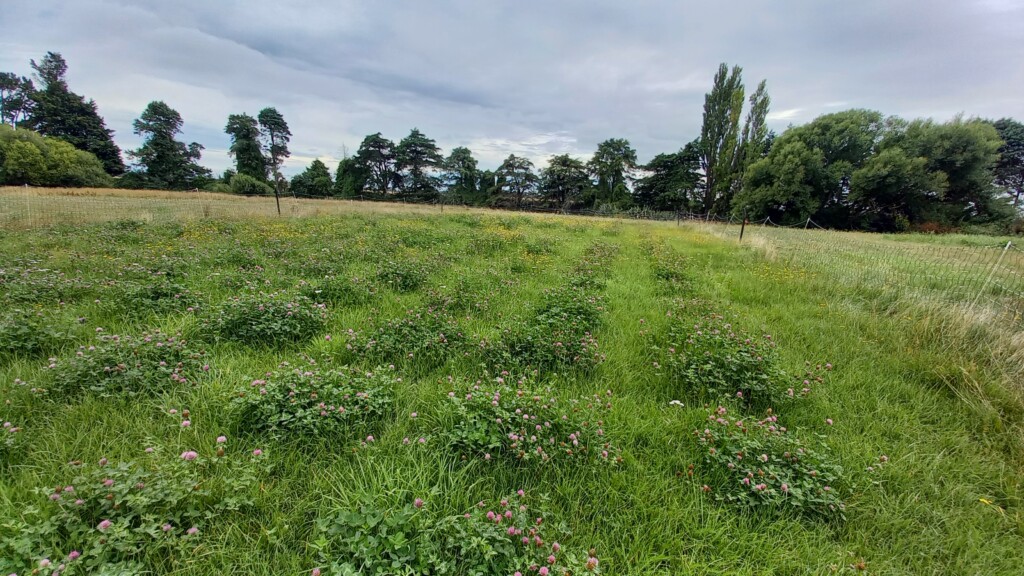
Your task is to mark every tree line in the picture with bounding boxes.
[2,53,1022,232]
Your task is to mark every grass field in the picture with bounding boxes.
[1,189,1022,575]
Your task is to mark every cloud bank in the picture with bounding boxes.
[1,0,1021,174]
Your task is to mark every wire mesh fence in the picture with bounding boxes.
[715,222,1024,330]
[0,186,738,228]
[0,187,489,227]
[3,186,1022,330]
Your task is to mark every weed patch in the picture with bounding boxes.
[663,313,801,408]
[207,291,328,346]
[46,331,207,398]
[0,448,263,574]
[376,259,429,293]
[346,307,465,367]
[441,378,618,465]
[695,406,848,519]
[0,308,76,357]
[313,491,601,576]
[233,366,394,440]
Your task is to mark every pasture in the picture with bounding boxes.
[1,188,1022,575]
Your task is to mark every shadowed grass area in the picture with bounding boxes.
[0,194,1022,574]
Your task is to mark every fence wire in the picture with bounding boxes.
[2,186,1022,330]
[724,223,1024,330]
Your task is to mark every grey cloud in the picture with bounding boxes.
[0,0,1021,176]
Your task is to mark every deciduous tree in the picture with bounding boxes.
[889,116,1004,222]
[0,125,110,187]
[735,80,771,191]
[698,63,744,213]
[849,147,946,229]
[733,109,887,226]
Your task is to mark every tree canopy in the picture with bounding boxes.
[354,132,398,196]
[225,113,267,180]
[22,52,124,174]
[540,154,589,209]
[2,51,1021,232]
[291,158,333,197]
[258,107,290,178]
[442,147,480,205]
[634,141,702,212]
[0,124,111,187]
[587,138,638,208]
[993,118,1024,209]
[0,73,35,127]
[395,128,443,201]
[698,64,746,213]
[127,101,211,190]
[735,110,1009,230]
[495,154,538,209]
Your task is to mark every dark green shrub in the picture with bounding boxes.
[230,173,273,195]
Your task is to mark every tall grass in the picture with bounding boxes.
[0,191,1021,574]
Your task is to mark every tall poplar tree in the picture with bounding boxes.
[698,63,744,213]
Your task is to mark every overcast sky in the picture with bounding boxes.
[1,0,1021,175]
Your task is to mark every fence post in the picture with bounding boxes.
[740,209,747,242]
[25,185,32,227]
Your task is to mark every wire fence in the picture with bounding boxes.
[2,185,1022,330]
[713,222,1024,331]
[0,186,742,227]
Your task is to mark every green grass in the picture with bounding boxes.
[1,203,1022,575]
